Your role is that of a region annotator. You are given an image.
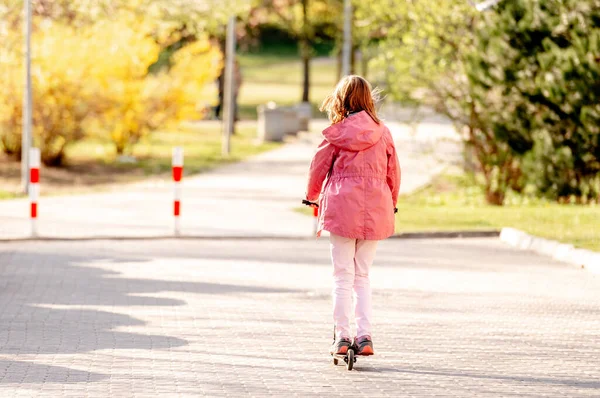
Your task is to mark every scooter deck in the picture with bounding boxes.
[331,348,358,370]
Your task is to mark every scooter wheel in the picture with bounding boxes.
[333,358,339,366]
[346,349,354,371]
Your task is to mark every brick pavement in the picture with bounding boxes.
[1,238,599,397]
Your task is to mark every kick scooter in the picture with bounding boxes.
[302,200,362,371]
[331,330,357,371]
[330,327,359,371]
[303,198,378,371]
[332,348,356,371]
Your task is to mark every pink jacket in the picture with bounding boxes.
[306,111,401,240]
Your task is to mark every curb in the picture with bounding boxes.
[0,235,316,242]
[499,227,600,274]
[0,230,501,243]
[390,230,500,239]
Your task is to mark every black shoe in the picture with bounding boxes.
[354,335,374,356]
[330,337,352,355]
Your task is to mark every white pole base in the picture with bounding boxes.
[31,218,38,238]
[174,217,181,237]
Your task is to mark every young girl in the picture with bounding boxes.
[305,75,401,357]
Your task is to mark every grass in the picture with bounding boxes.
[296,173,600,252]
[0,189,22,200]
[0,121,279,197]
[68,122,279,176]
[237,53,339,120]
[396,174,599,251]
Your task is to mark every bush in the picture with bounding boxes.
[96,36,221,154]
[0,12,221,165]
[362,1,524,205]
[363,0,600,204]
[0,23,94,165]
[469,0,600,203]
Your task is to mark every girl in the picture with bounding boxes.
[305,75,401,357]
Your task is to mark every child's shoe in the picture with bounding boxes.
[330,337,352,355]
[354,335,374,356]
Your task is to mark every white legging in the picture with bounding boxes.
[330,233,378,340]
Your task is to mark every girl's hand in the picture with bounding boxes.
[302,199,319,208]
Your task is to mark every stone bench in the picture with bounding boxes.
[257,102,312,142]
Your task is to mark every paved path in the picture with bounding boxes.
[1,238,598,397]
[0,118,461,239]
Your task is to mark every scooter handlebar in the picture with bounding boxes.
[302,199,319,208]
[303,200,397,213]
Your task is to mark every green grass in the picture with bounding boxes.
[395,174,600,251]
[0,190,22,200]
[296,173,600,252]
[1,122,279,197]
[66,122,279,177]
[237,53,338,119]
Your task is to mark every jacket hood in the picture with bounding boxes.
[322,111,383,151]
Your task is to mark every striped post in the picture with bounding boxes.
[29,148,40,237]
[172,147,183,236]
[313,205,319,235]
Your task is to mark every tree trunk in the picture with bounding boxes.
[361,50,369,79]
[336,47,342,80]
[301,0,310,103]
[216,37,226,120]
[485,188,505,206]
[301,50,310,102]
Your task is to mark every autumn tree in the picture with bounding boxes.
[0,0,224,163]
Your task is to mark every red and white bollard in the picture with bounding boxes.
[29,148,40,237]
[312,205,319,236]
[172,147,183,236]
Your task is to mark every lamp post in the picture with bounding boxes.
[222,16,236,156]
[21,0,32,194]
[341,0,352,77]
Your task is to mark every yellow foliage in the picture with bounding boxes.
[0,21,94,164]
[168,40,224,120]
[92,28,222,154]
[0,12,221,163]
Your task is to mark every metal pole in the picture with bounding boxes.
[341,0,352,77]
[21,0,32,194]
[222,16,236,157]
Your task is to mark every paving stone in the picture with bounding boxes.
[0,238,598,397]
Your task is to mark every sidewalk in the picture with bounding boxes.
[0,118,461,240]
[1,238,598,396]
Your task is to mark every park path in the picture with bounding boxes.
[0,238,598,397]
[0,116,461,240]
[2,113,597,397]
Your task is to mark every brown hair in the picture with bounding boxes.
[320,75,381,124]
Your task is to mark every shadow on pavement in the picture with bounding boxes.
[0,248,299,384]
[0,360,108,384]
[357,366,600,389]
[91,238,564,271]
